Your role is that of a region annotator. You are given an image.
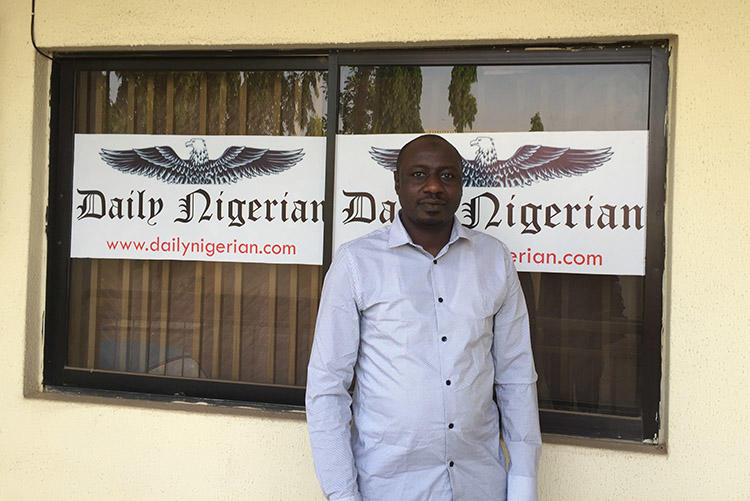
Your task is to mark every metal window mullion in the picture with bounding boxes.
[322,52,339,275]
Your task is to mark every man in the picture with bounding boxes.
[306,135,541,501]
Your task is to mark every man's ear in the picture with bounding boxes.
[393,170,400,194]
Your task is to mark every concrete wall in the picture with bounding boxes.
[2,0,749,498]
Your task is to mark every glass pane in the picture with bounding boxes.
[68,70,326,387]
[522,273,642,416]
[338,64,649,417]
[339,64,649,133]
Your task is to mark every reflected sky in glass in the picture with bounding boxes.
[342,64,650,133]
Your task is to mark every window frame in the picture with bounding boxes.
[44,44,668,441]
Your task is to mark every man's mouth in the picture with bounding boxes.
[418,199,446,206]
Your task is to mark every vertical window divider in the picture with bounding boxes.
[322,51,339,275]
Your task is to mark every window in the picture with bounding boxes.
[45,46,668,441]
[46,58,328,406]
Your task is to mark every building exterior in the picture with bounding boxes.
[1,0,749,499]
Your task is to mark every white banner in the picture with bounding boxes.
[71,134,326,265]
[334,132,648,275]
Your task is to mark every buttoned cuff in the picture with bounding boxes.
[329,493,361,501]
[507,474,538,501]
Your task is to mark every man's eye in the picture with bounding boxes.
[412,172,425,177]
[441,172,456,180]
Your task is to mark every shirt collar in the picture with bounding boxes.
[387,212,472,249]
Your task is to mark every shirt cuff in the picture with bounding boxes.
[329,494,361,501]
[507,474,538,501]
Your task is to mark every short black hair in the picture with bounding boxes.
[395,134,463,172]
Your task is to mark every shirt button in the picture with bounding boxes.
[438,297,444,303]
[445,379,451,386]
[441,336,447,342]
[448,423,454,429]
[433,259,437,264]
[449,461,455,467]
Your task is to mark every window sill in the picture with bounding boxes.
[542,432,666,454]
[41,384,307,420]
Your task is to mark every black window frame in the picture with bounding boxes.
[44,43,668,442]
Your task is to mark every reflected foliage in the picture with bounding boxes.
[340,66,424,134]
[448,66,478,132]
[244,71,324,136]
[340,67,374,134]
[97,70,325,136]
[372,66,423,133]
[529,111,545,132]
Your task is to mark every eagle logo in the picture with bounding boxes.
[369,136,613,187]
[99,138,305,184]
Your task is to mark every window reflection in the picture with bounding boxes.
[340,64,649,133]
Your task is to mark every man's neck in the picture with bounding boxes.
[400,213,454,257]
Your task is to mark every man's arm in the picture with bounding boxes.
[492,248,542,501]
[306,247,361,501]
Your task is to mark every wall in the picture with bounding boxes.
[1,0,749,498]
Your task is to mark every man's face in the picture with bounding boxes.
[394,139,463,229]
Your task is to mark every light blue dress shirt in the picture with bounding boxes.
[306,215,541,501]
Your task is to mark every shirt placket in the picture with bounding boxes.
[429,246,458,493]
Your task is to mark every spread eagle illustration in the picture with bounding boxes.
[369,136,613,187]
[99,138,304,184]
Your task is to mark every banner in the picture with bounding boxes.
[334,132,648,275]
[71,134,326,265]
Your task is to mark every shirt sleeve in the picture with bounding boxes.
[492,247,542,501]
[305,246,362,501]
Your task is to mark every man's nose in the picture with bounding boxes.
[422,173,445,193]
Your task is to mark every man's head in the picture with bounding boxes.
[394,134,463,230]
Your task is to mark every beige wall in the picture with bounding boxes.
[2,0,749,498]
